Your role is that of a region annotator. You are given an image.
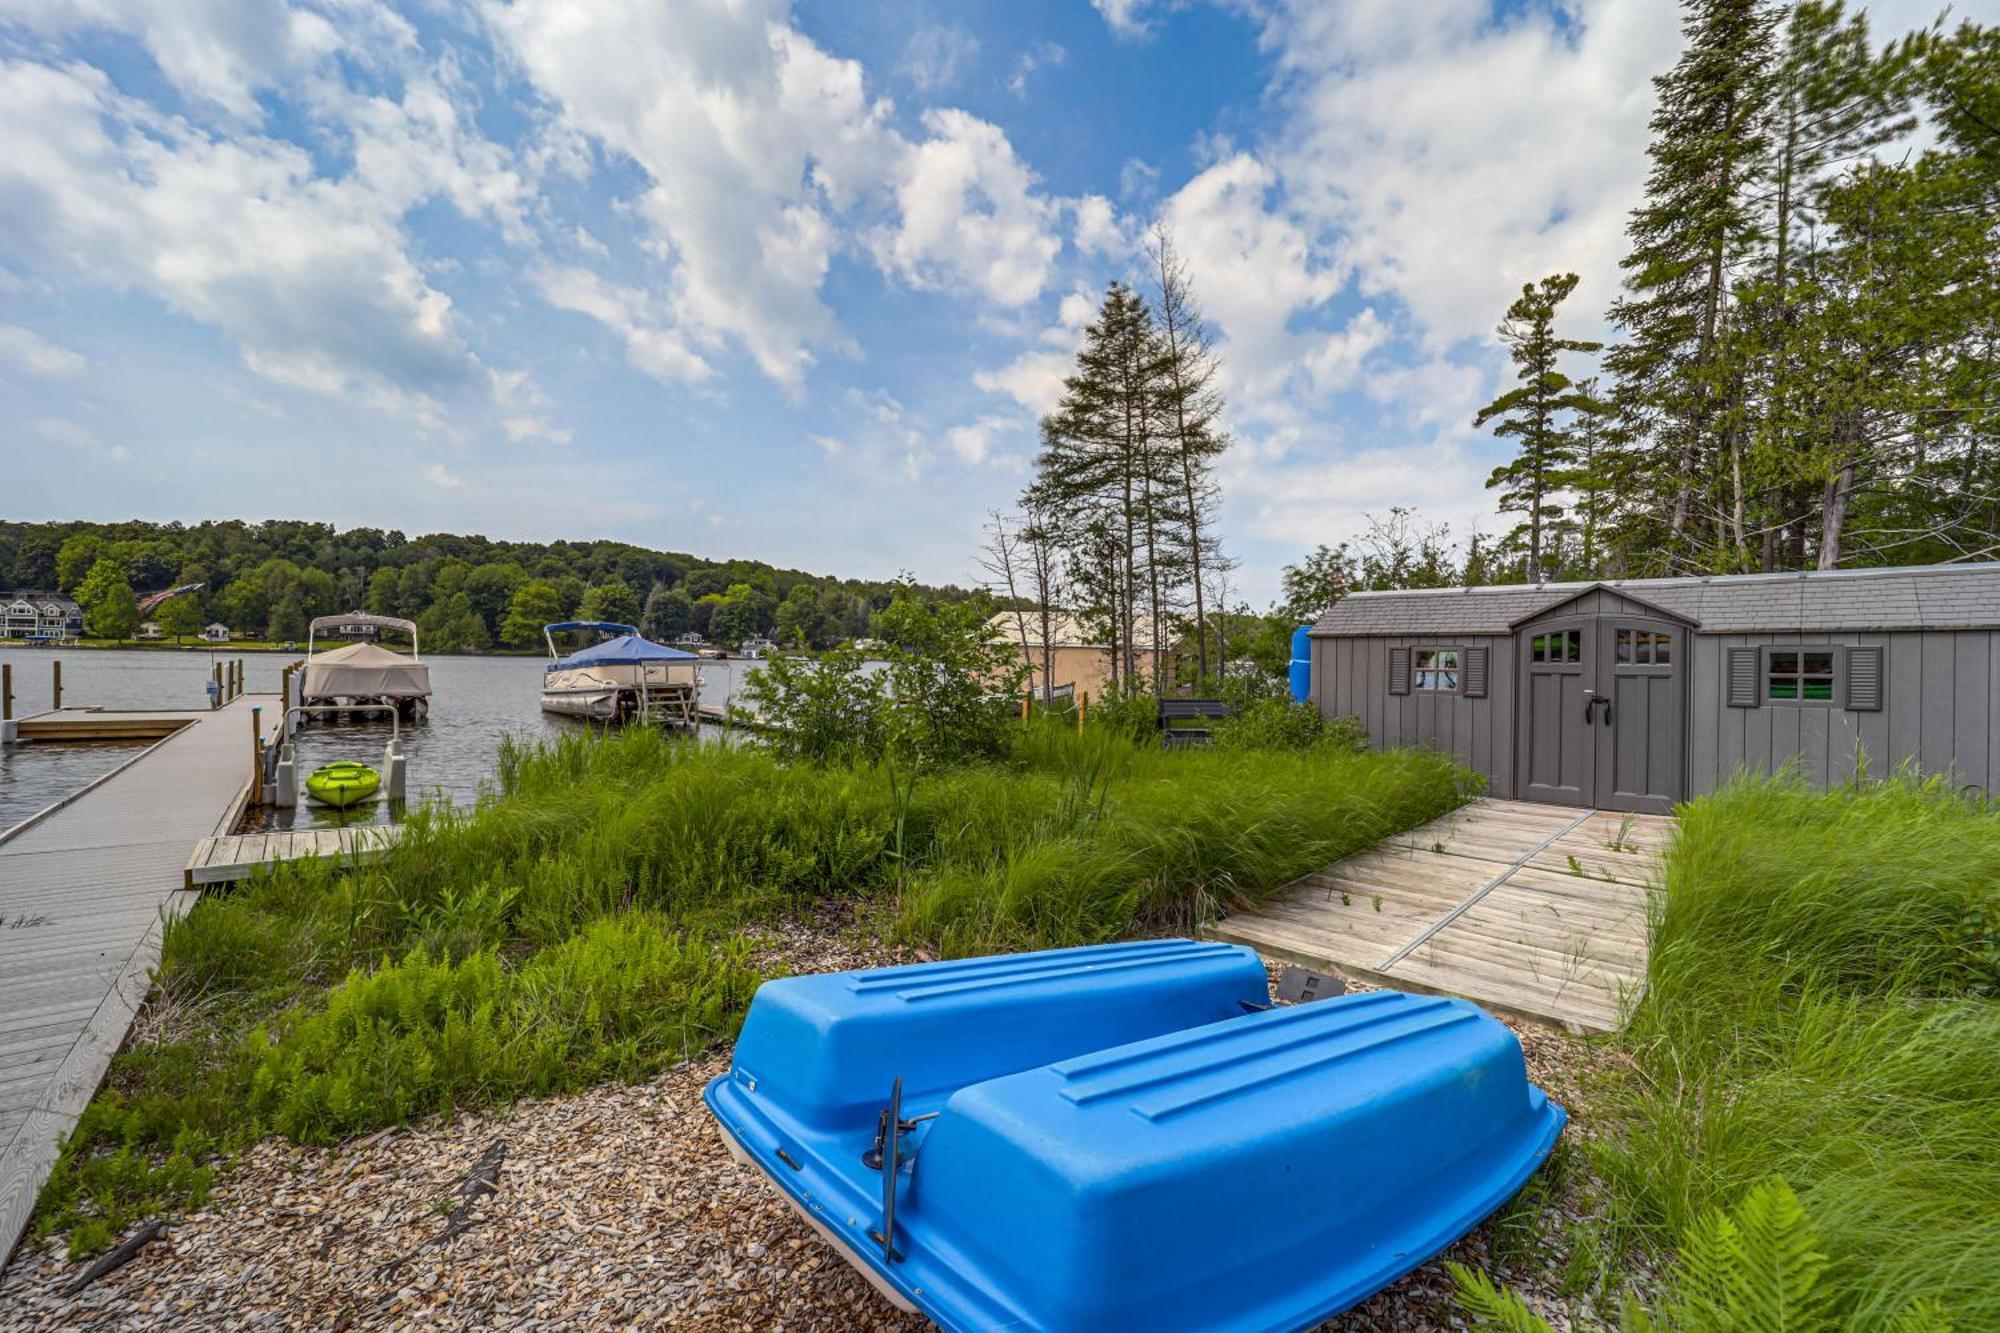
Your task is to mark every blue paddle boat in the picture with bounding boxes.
[704,938,1565,1332]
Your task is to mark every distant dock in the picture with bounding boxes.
[0,694,282,1263]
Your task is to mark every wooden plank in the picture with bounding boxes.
[0,700,275,1263]
[1205,796,1667,1034]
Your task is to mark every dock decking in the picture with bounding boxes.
[185,825,404,886]
[1206,798,1671,1034]
[0,698,281,1262]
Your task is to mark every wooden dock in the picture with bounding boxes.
[185,825,404,886]
[0,697,282,1263]
[1206,798,1672,1034]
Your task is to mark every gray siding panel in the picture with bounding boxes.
[1921,633,1955,770]
[1888,637,1922,767]
[1956,636,1988,792]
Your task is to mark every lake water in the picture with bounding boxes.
[0,646,771,832]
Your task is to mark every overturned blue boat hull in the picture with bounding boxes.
[705,939,1564,1331]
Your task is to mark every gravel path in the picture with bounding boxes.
[1,918,1621,1330]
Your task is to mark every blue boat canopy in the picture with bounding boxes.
[545,622,697,667]
[705,940,1566,1332]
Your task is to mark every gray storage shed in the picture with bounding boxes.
[1308,562,2000,813]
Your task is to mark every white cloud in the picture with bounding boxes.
[492,2,1064,382]
[1256,0,1679,350]
[1221,430,1495,556]
[1008,40,1065,97]
[902,25,978,94]
[534,265,714,385]
[421,461,463,489]
[0,324,85,376]
[1,0,360,120]
[975,284,1096,417]
[1092,0,1159,41]
[941,415,1012,465]
[1072,194,1129,260]
[0,59,486,420]
[1160,151,1351,423]
[878,108,1061,308]
[488,0,893,385]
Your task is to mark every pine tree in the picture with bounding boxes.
[1474,274,1607,583]
[1149,224,1229,681]
[1606,0,1780,568]
[1739,2,1917,569]
[1027,282,1170,688]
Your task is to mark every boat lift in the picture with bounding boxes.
[267,704,407,808]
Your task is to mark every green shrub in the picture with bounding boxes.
[1210,698,1366,753]
[740,647,889,764]
[248,916,756,1143]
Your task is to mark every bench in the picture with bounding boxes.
[1158,698,1232,747]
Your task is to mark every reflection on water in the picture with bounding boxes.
[0,647,771,834]
[0,737,150,830]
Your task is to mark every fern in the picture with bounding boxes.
[1452,1179,1954,1332]
[1448,1262,1556,1333]
[1669,1178,1830,1332]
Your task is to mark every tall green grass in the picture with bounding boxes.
[1598,772,2000,1328]
[40,719,1471,1255]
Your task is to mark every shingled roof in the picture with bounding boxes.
[1309,562,2000,637]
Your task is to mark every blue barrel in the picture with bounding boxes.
[1288,623,1313,702]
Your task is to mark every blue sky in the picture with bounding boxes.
[0,0,1949,602]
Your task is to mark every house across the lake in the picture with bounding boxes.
[1308,562,2000,812]
[201,623,232,643]
[137,621,162,640]
[1,592,84,642]
[987,609,1168,701]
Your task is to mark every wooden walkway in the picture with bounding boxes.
[1207,799,1672,1034]
[186,825,404,886]
[0,698,281,1262]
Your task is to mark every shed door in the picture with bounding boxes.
[1519,620,1593,806]
[1593,619,1683,815]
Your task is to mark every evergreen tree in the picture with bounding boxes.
[1027,282,1170,687]
[1606,0,1780,567]
[1739,1,1917,569]
[1149,224,1229,680]
[1473,273,1607,583]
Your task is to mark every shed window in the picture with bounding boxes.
[1529,630,1580,664]
[1413,648,1461,692]
[1615,628,1673,666]
[1768,649,1836,703]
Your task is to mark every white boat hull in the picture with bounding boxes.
[540,686,621,719]
[541,662,698,724]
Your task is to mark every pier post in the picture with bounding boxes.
[1,663,13,747]
[1077,691,1087,734]
[52,659,62,710]
[212,663,223,709]
[249,706,262,805]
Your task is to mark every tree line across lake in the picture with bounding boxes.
[0,519,980,653]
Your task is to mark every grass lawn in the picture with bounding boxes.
[33,719,1472,1255]
[1561,773,2000,1328]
